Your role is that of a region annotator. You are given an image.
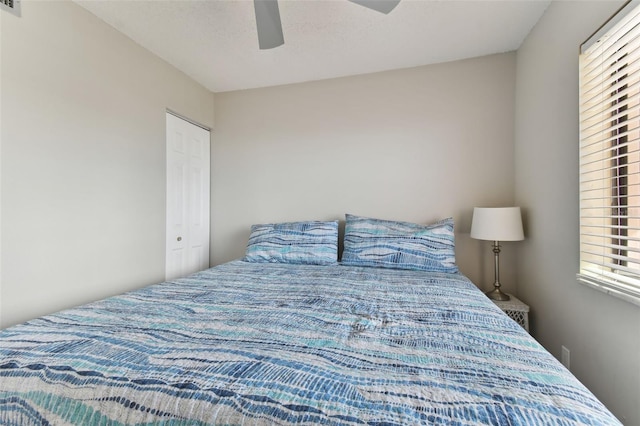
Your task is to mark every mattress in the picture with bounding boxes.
[0,261,621,425]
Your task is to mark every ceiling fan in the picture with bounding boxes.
[253,0,401,50]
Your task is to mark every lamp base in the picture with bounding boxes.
[486,287,510,301]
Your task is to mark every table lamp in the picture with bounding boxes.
[470,207,524,301]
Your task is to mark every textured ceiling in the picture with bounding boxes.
[75,0,551,93]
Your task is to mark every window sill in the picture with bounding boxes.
[576,274,640,307]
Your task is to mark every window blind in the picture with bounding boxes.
[579,1,640,305]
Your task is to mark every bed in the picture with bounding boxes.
[0,216,622,425]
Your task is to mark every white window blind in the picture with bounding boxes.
[579,1,640,305]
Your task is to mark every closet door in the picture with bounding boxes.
[165,112,210,280]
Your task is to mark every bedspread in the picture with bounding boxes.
[0,261,621,425]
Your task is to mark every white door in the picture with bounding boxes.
[166,112,210,280]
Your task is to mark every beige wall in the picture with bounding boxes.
[211,53,519,288]
[515,1,640,424]
[0,1,215,328]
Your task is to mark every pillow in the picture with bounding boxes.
[341,214,458,273]
[244,220,339,265]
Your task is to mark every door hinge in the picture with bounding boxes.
[1,0,21,17]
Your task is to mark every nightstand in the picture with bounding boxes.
[492,294,530,332]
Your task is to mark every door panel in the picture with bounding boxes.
[166,113,210,280]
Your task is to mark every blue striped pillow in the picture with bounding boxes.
[244,221,339,265]
[341,214,458,273]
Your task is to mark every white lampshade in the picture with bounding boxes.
[470,207,524,242]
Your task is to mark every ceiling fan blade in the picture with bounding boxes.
[254,0,285,50]
[348,0,400,14]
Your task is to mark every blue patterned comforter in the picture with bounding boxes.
[0,261,620,425]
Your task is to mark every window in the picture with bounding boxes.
[579,1,640,306]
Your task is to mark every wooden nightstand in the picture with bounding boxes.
[492,294,530,332]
